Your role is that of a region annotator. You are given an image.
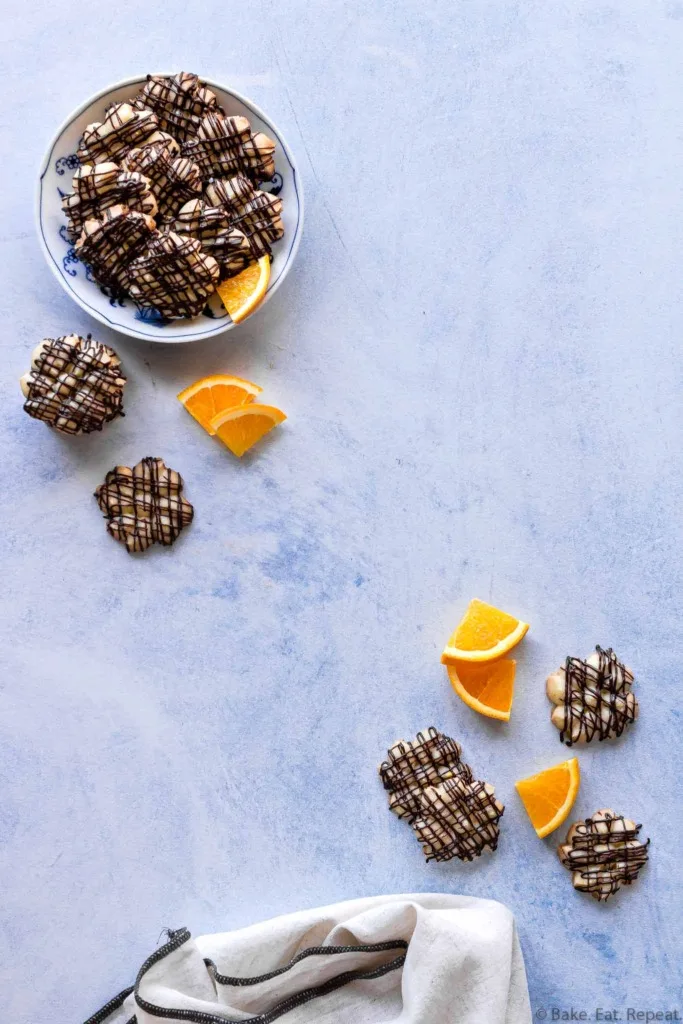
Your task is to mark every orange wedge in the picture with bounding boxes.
[177,374,263,435]
[446,659,516,721]
[217,255,270,323]
[211,403,286,457]
[515,757,580,838]
[441,598,529,664]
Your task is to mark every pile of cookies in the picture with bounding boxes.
[379,728,504,863]
[62,72,284,320]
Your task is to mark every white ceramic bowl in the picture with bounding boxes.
[36,74,303,343]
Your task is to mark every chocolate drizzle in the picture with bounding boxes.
[173,198,252,277]
[124,143,202,223]
[183,112,276,183]
[379,727,473,822]
[95,457,194,553]
[78,103,159,164]
[62,72,285,321]
[379,727,504,862]
[132,72,223,142]
[558,809,650,901]
[22,334,126,434]
[205,175,284,259]
[554,646,638,746]
[414,776,504,863]
[126,231,220,319]
[75,205,156,299]
[62,163,157,241]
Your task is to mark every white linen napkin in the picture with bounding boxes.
[85,893,531,1024]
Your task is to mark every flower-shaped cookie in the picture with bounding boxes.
[414,775,505,862]
[182,112,276,183]
[21,334,125,434]
[558,809,649,900]
[205,175,284,259]
[78,102,159,164]
[62,162,157,241]
[132,71,222,142]
[126,231,220,319]
[546,646,638,745]
[173,198,252,277]
[75,205,156,298]
[95,457,194,553]
[124,142,202,223]
[379,727,473,821]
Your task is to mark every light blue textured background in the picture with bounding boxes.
[1,3,682,1022]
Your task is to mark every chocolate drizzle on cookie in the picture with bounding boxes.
[414,776,504,863]
[379,727,504,862]
[21,334,126,434]
[133,72,223,142]
[379,727,473,822]
[78,103,160,164]
[547,646,639,746]
[75,205,156,299]
[124,143,202,223]
[126,231,220,319]
[62,163,157,241]
[173,198,253,277]
[183,112,276,183]
[205,175,284,259]
[95,456,194,553]
[558,809,650,900]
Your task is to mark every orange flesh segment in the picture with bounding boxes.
[442,598,529,663]
[217,256,270,323]
[447,659,516,720]
[515,758,581,838]
[178,375,262,435]
[211,403,286,457]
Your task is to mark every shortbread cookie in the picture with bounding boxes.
[131,130,181,157]
[126,231,220,319]
[62,162,157,241]
[183,112,276,183]
[205,175,284,258]
[124,143,202,223]
[173,198,252,277]
[20,334,125,435]
[413,776,505,862]
[546,646,638,746]
[75,205,156,298]
[379,727,474,822]
[95,457,194,553]
[132,71,222,142]
[558,809,649,901]
[78,102,159,164]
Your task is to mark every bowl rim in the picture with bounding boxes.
[35,72,304,343]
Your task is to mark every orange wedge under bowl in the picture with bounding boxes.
[515,757,581,839]
[210,404,286,458]
[446,658,516,721]
[441,598,529,664]
[178,375,263,434]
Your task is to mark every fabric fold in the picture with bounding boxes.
[84,893,531,1024]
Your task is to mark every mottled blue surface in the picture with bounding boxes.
[1,3,682,1022]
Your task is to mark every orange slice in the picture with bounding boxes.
[441,598,529,664]
[177,374,263,435]
[515,757,580,838]
[446,659,516,721]
[216,255,270,323]
[211,403,286,457]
